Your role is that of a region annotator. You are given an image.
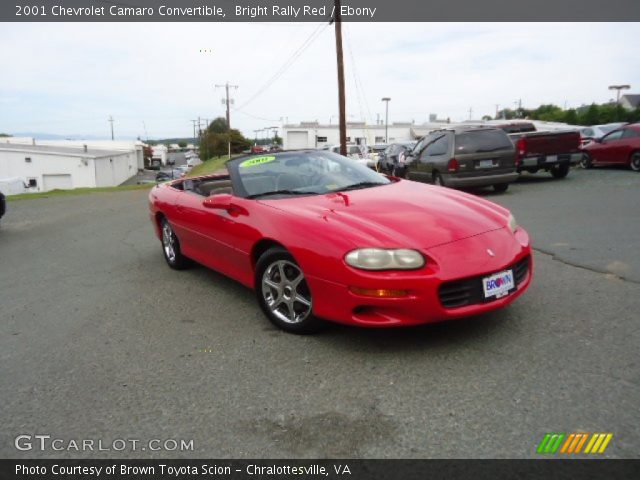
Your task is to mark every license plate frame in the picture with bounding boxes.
[478,159,496,169]
[482,269,515,299]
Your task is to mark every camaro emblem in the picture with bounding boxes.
[487,249,496,257]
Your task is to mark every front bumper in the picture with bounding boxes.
[305,227,532,327]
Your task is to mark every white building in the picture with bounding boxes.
[282,121,449,150]
[0,143,139,192]
[0,137,145,171]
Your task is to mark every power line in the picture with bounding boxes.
[234,21,329,111]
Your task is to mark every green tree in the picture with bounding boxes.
[563,109,578,125]
[178,140,187,148]
[0,133,11,137]
[207,117,229,134]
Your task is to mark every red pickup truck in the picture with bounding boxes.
[493,122,582,179]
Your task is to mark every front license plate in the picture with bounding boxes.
[478,159,495,168]
[482,269,515,299]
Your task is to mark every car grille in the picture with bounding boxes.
[438,255,530,309]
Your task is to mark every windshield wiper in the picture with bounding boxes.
[246,189,321,199]
[329,181,387,193]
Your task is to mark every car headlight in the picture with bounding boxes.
[508,213,518,233]
[345,248,425,270]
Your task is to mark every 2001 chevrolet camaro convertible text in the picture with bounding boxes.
[149,150,533,333]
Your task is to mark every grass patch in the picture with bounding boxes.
[7,183,154,201]
[187,155,241,177]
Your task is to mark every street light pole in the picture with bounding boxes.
[381,97,391,143]
[608,84,630,104]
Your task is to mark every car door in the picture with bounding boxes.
[597,129,625,164]
[173,186,249,280]
[406,135,432,182]
[620,127,640,165]
[420,134,450,179]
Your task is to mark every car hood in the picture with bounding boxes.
[261,180,510,250]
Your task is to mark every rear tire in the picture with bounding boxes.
[433,172,445,187]
[630,152,640,172]
[581,153,593,169]
[493,183,509,193]
[551,164,570,179]
[160,218,191,270]
[255,247,323,334]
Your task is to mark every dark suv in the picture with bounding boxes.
[405,126,518,192]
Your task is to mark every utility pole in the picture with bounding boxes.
[495,105,500,119]
[381,98,391,142]
[191,120,198,144]
[468,107,473,120]
[333,0,347,156]
[108,115,114,140]
[216,82,239,159]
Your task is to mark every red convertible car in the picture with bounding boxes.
[149,151,533,333]
[581,123,640,171]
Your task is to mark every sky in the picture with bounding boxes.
[0,22,638,140]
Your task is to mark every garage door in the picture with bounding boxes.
[42,174,73,191]
[286,131,308,150]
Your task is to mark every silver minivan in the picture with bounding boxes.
[405,126,518,192]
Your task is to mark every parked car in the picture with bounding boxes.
[367,144,388,167]
[149,150,532,333]
[251,145,267,154]
[0,190,6,222]
[186,156,202,167]
[329,144,375,169]
[490,122,582,178]
[581,123,640,171]
[580,123,627,146]
[404,126,518,192]
[156,169,184,182]
[380,142,416,175]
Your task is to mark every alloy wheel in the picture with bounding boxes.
[261,260,312,324]
[162,222,176,263]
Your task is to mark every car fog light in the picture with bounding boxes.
[349,287,409,298]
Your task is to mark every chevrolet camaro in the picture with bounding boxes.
[148,150,532,333]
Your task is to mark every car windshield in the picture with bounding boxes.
[226,151,390,199]
[455,130,514,153]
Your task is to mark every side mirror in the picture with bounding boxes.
[203,193,233,210]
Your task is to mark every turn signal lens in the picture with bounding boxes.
[345,248,425,270]
[349,287,409,298]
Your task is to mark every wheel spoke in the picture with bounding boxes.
[294,294,311,307]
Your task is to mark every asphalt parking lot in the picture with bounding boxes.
[0,167,638,459]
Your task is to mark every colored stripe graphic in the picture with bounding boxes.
[537,433,565,454]
[560,433,590,453]
[584,433,613,454]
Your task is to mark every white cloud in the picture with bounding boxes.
[0,22,637,138]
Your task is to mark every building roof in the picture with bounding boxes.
[0,143,128,159]
[621,94,640,108]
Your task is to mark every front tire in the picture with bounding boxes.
[493,183,509,193]
[255,247,322,334]
[161,218,191,270]
[550,164,570,179]
[630,152,640,172]
[581,153,593,169]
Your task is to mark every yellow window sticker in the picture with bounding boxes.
[239,156,276,168]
